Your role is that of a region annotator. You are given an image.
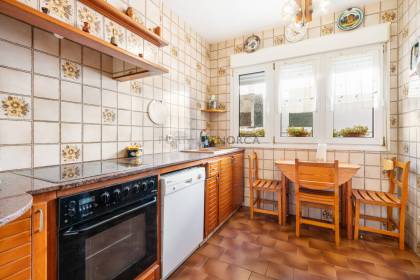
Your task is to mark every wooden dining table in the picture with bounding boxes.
[275,160,360,239]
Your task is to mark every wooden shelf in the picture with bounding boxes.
[201,109,227,113]
[80,0,168,48]
[0,0,169,81]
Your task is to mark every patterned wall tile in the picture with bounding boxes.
[0,94,30,119]
[40,0,74,24]
[61,60,81,82]
[76,2,103,38]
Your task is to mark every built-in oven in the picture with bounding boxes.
[58,175,158,280]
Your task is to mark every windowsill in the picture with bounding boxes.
[231,142,389,152]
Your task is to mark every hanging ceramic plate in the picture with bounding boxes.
[285,23,307,43]
[148,100,168,126]
[243,35,261,53]
[337,7,364,31]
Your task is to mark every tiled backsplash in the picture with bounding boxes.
[0,0,211,170]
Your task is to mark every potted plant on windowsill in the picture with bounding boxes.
[287,127,311,137]
[334,125,369,137]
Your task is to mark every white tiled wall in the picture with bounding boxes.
[204,0,420,251]
[0,0,211,170]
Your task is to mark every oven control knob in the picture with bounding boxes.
[141,182,148,192]
[133,183,140,193]
[101,192,110,204]
[113,189,121,202]
[67,201,77,217]
[123,186,130,196]
[148,180,155,190]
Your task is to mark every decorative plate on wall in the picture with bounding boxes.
[285,23,307,43]
[243,35,261,53]
[148,100,168,126]
[337,7,364,31]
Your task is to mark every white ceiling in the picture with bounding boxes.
[162,0,378,43]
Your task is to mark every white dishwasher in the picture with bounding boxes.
[160,167,205,279]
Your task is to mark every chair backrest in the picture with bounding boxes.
[248,152,258,187]
[388,158,410,205]
[295,159,339,193]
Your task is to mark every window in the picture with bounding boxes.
[232,44,387,148]
[233,64,274,142]
[239,72,266,137]
[277,58,319,140]
[326,48,383,145]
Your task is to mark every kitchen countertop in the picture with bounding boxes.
[0,149,243,226]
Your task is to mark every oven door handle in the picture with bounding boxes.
[62,197,157,237]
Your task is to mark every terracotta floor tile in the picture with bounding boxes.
[183,253,208,268]
[170,266,210,280]
[322,251,349,268]
[336,268,373,280]
[293,269,334,280]
[259,247,285,264]
[282,251,309,271]
[307,260,337,279]
[196,243,225,259]
[266,261,293,280]
[249,272,277,280]
[168,209,420,280]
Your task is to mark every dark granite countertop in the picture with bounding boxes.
[0,149,243,226]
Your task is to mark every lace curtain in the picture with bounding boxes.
[330,51,380,111]
[278,62,317,113]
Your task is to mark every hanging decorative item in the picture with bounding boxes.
[285,22,307,42]
[243,35,261,53]
[125,7,134,18]
[110,28,118,46]
[337,7,364,31]
[82,21,90,33]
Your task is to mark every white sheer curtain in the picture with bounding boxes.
[278,61,317,113]
[329,50,380,111]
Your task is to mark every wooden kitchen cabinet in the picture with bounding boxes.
[204,152,244,238]
[32,192,56,280]
[205,176,219,237]
[0,210,31,280]
[232,153,244,210]
[218,157,233,223]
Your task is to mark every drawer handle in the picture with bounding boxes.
[34,209,44,233]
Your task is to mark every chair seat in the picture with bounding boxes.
[299,192,335,206]
[253,179,282,192]
[352,189,401,207]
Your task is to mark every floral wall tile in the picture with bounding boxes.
[62,144,81,162]
[40,0,74,24]
[76,2,103,38]
[130,81,142,95]
[61,60,81,82]
[127,31,143,55]
[273,35,284,46]
[381,11,396,23]
[103,108,116,123]
[61,164,81,180]
[1,94,30,119]
[104,19,126,49]
[321,24,334,36]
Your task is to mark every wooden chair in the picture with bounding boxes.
[295,159,341,246]
[352,158,409,250]
[248,152,285,224]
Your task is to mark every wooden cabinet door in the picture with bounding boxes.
[32,201,47,280]
[205,176,219,237]
[218,157,233,223]
[0,210,31,280]
[232,153,244,210]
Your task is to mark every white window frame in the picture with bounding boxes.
[231,44,389,150]
[232,63,274,143]
[324,45,386,147]
[274,55,322,144]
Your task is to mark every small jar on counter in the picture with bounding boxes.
[127,144,143,158]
